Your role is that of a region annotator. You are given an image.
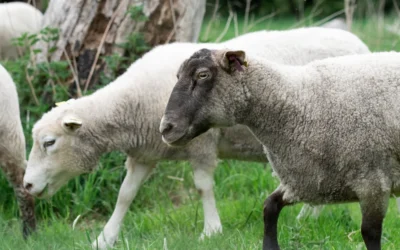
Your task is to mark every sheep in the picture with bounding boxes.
[0,2,43,59]
[320,18,348,30]
[0,63,36,237]
[160,49,400,250]
[23,27,370,249]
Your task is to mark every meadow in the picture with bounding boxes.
[1,14,400,250]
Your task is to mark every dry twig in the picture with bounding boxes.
[84,1,125,93]
[203,0,219,41]
[63,48,82,97]
[345,0,356,31]
[24,68,39,106]
[313,9,346,27]
[165,0,178,44]
[215,11,233,42]
[245,11,278,33]
[243,0,251,34]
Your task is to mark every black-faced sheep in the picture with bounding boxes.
[161,49,400,250]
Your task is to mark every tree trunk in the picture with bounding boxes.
[35,0,206,94]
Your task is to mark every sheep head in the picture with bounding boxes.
[160,48,249,147]
[24,106,98,199]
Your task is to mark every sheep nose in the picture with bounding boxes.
[160,121,175,136]
[24,182,33,192]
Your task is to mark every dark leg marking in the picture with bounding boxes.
[358,185,389,250]
[263,189,287,250]
[361,214,383,250]
[1,160,36,238]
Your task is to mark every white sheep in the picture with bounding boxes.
[0,2,43,59]
[23,27,370,249]
[160,50,400,250]
[321,18,348,30]
[0,63,36,237]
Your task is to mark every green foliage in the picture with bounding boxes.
[127,5,148,22]
[4,28,71,157]
[99,4,150,86]
[0,15,151,221]
[99,32,150,86]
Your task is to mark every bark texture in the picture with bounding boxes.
[35,0,206,92]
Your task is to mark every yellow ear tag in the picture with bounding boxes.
[243,60,248,67]
[55,101,67,107]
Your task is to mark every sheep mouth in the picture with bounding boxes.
[36,183,49,199]
[162,130,192,147]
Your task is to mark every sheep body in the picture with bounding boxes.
[0,64,36,237]
[24,27,369,249]
[161,50,400,249]
[248,52,400,203]
[247,52,400,249]
[0,2,43,59]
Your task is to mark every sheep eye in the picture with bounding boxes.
[197,71,209,80]
[43,140,55,148]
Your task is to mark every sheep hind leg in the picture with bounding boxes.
[263,187,291,250]
[0,159,36,239]
[359,192,389,250]
[92,158,154,249]
[297,204,323,220]
[191,158,222,239]
[397,197,400,212]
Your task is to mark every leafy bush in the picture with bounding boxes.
[0,12,150,221]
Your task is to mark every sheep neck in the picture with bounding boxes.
[237,60,304,150]
[72,83,152,156]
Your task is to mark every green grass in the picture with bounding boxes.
[1,14,400,249]
[1,161,400,249]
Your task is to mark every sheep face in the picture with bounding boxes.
[161,49,248,147]
[24,115,95,198]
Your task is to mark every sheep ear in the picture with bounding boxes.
[62,117,82,132]
[220,50,248,73]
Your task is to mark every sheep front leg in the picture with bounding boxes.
[1,160,36,238]
[192,160,222,239]
[92,158,153,249]
[263,187,290,250]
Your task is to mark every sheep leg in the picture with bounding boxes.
[359,192,389,250]
[192,160,222,239]
[92,158,154,249]
[263,187,289,250]
[0,159,36,239]
[397,197,400,212]
[296,204,323,220]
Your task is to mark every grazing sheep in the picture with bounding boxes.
[0,2,43,59]
[160,50,400,250]
[23,27,370,249]
[0,64,36,237]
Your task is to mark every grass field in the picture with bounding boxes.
[1,15,400,250]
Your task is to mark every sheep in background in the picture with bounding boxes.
[321,17,348,30]
[23,27,370,249]
[0,2,43,60]
[160,50,400,250]
[0,63,36,237]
